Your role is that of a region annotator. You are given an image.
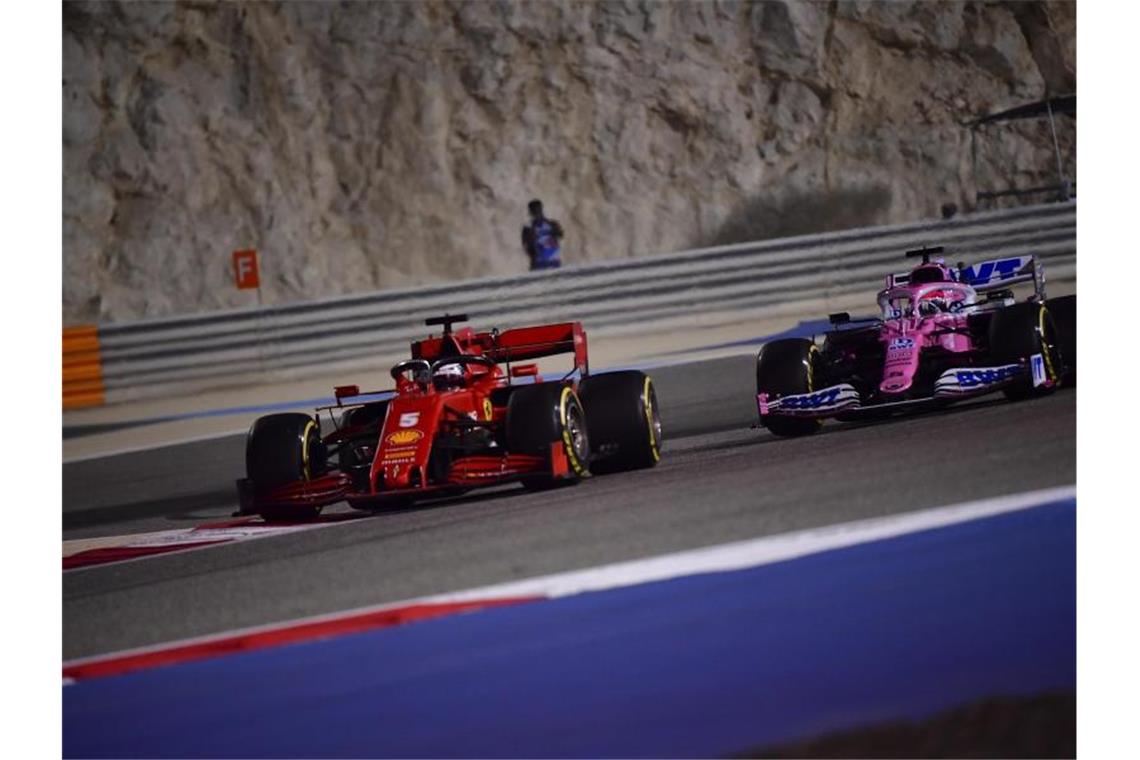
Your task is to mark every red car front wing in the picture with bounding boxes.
[246,444,571,513]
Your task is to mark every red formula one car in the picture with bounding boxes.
[237,315,662,520]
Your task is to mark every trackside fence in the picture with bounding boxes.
[68,201,1076,406]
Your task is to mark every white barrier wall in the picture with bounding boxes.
[95,202,1076,402]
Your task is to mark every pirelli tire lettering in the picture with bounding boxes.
[643,375,661,464]
[559,386,590,478]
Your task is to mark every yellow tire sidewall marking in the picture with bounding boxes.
[806,344,822,428]
[559,386,588,477]
[1038,306,1059,383]
[301,419,317,481]
[643,375,660,462]
[806,344,819,392]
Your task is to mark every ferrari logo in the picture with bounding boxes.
[483,398,493,420]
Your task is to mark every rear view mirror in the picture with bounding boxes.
[511,363,539,378]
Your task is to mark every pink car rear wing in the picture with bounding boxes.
[887,254,1046,299]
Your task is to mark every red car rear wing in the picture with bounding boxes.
[412,322,589,376]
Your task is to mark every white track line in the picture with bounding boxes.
[64,485,1075,672]
[425,484,1077,602]
[63,517,364,571]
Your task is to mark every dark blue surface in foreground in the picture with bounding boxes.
[64,499,1075,758]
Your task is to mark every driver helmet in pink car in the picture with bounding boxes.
[911,262,959,314]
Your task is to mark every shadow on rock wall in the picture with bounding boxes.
[700,186,894,248]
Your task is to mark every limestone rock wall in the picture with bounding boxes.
[63,0,1076,323]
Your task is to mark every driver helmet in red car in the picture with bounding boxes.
[433,363,466,391]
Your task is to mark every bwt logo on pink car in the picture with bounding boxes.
[781,387,843,410]
[954,366,1020,388]
[961,258,1023,286]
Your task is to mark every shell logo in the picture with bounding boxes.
[386,429,423,446]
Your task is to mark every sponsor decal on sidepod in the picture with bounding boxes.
[888,337,916,351]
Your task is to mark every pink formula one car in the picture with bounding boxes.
[756,246,1077,437]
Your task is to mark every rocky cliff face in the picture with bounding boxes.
[63,0,1076,323]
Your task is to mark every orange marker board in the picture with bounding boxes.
[233,249,260,289]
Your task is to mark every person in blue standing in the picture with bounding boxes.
[521,199,564,270]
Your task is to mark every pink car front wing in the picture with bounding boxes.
[758,354,1048,422]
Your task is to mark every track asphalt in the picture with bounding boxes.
[63,355,1076,660]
